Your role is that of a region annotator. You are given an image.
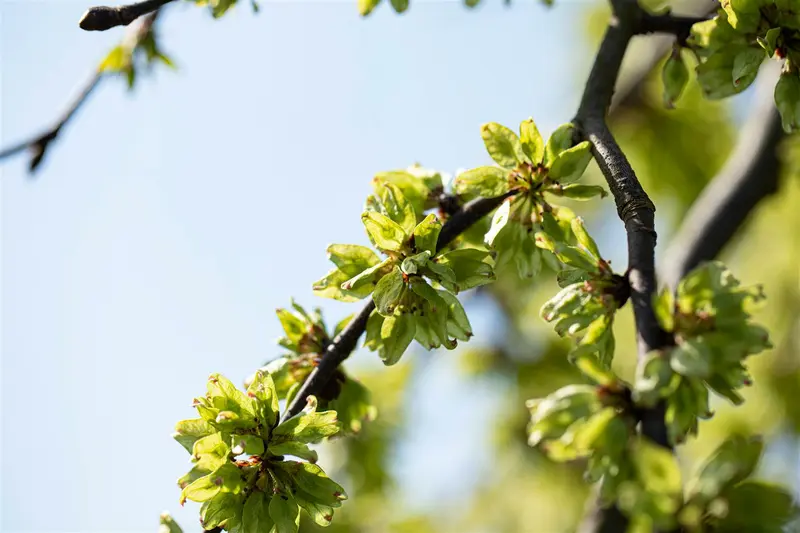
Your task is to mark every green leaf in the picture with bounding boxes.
[631,437,682,496]
[389,0,408,12]
[720,0,764,33]
[268,441,319,462]
[231,434,265,456]
[480,122,526,168]
[373,267,406,316]
[548,141,592,184]
[281,461,347,507]
[327,244,381,277]
[200,492,243,530]
[775,72,800,133]
[328,376,377,434]
[340,257,392,295]
[697,45,758,99]
[543,123,576,167]
[379,183,417,235]
[207,373,257,423]
[379,312,416,365]
[412,214,442,255]
[732,47,765,87]
[362,211,408,252]
[570,217,602,261]
[453,166,510,198]
[180,473,221,504]
[652,287,675,332]
[99,45,129,73]
[269,492,300,533]
[246,369,279,430]
[715,481,795,531]
[313,269,364,302]
[690,435,764,500]
[662,48,689,109]
[293,489,335,527]
[242,491,274,533]
[548,183,607,200]
[439,290,473,340]
[670,339,712,378]
[173,418,215,453]
[757,27,781,57]
[519,117,545,165]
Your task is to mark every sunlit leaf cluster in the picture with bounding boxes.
[454,119,605,280]
[174,373,347,532]
[687,1,800,131]
[636,261,772,443]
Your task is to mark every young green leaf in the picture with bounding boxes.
[453,166,510,198]
[379,312,416,365]
[412,214,442,255]
[543,123,576,167]
[519,117,544,165]
[372,267,406,316]
[548,141,592,184]
[269,492,300,533]
[362,211,408,252]
[242,491,274,533]
[480,122,526,168]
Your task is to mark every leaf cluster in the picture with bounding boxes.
[173,373,347,532]
[636,261,772,444]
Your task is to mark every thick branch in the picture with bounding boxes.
[282,193,516,421]
[79,0,173,30]
[638,12,710,42]
[574,1,672,530]
[660,62,784,289]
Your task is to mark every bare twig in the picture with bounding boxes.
[282,192,517,422]
[79,0,174,31]
[0,11,163,174]
[660,61,784,289]
[0,73,102,174]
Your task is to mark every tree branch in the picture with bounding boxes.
[282,192,517,421]
[660,61,784,289]
[637,12,711,42]
[574,0,674,530]
[0,11,163,174]
[79,0,174,31]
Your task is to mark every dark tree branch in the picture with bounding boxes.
[79,0,173,31]
[282,192,517,421]
[0,11,162,174]
[574,0,675,530]
[637,12,711,42]
[660,62,784,289]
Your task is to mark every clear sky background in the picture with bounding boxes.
[0,1,763,532]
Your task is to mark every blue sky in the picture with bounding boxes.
[0,1,752,532]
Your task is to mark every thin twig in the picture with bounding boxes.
[0,73,102,173]
[79,0,174,31]
[282,192,517,421]
[660,61,784,289]
[0,11,163,174]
